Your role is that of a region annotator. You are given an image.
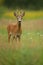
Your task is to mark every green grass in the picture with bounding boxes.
[0,47,43,65]
[0,7,43,65]
[0,27,43,65]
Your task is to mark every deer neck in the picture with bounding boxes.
[18,21,21,30]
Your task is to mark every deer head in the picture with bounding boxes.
[14,10,25,22]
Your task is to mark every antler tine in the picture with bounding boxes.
[14,9,19,16]
[16,9,19,14]
[20,10,25,14]
[20,10,25,16]
[20,10,23,14]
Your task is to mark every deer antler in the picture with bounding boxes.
[14,9,19,17]
[20,10,25,17]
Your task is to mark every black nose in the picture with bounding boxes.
[19,21,21,22]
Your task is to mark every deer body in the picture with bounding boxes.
[7,22,22,42]
[7,10,25,42]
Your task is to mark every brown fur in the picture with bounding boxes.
[7,10,25,42]
[7,22,22,42]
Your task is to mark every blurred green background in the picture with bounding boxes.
[0,0,43,65]
[0,0,43,10]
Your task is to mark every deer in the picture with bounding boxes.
[7,10,25,43]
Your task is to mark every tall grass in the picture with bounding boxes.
[0,27,43,65]
[0,7,43,65]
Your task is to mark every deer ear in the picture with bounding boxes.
[23,12,25,16]
[14,12,16,16]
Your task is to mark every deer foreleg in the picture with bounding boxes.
[8,34,11,43]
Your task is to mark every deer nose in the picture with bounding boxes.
[19,21,21,22]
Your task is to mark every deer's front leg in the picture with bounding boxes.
[8,34,11,43]
[17,35,20,42]
[18,36,20,42]
[17,35,21,49]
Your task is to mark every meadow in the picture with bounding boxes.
[0,7,43,65]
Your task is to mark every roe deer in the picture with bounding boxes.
[7,10,25,42]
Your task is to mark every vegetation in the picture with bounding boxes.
[0,0,43,10]
[0,0,43,64]
[0,7,43,20]
[0,20,43,65]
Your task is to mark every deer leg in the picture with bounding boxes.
[17,35,20,42]
[17,35,21,49]
[18,36,20,42]
[8,34,11,43]
[12,36,15,43]
[13,36,15,40]
[15,37,17,42]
